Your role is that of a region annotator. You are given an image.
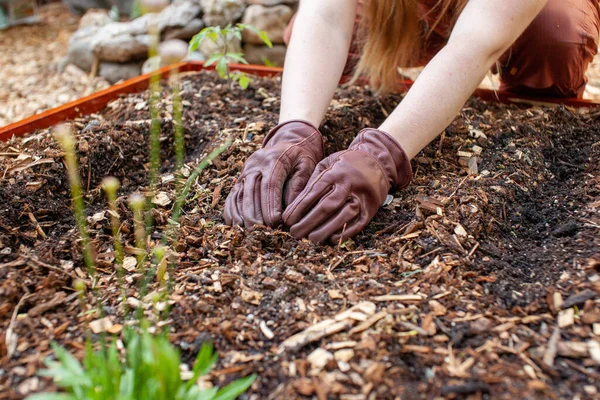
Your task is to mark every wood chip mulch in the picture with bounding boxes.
[1,70,599,399]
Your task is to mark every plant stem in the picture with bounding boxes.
[102,177,128,314]
[146,13,161,237]
[172,67,185,172]
[162,139,232,247]
[54,126,96,275]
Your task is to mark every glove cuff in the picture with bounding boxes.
[350,128,413,189]
[262,120,324,157]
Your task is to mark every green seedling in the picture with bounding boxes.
[101,177,127,307]
[53,125,96,275]
[26,334,256,400]
[159,39,190,171]
[189,24,273,89]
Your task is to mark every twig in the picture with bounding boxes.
[6,293,34,359]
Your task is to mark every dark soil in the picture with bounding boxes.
[1,71,599,400]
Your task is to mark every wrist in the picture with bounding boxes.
[350,128,413,189]
[263,120,325,158]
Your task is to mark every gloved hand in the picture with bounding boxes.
[224,120,324,228]
[282,128,412,244]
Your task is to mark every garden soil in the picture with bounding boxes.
[1,71,599,399]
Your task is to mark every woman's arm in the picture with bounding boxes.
[279,0,358,126]
[379,0,548,159]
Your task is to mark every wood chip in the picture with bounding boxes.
[123,256,137,272]
[334,349,354,363]
[27,291,66,317]
[325,341,358,350]
[89,317,113,334]
[557,341,589,358]
[558,308,575,328]
[152,192,172,207]
[349,311,387,335]
[279,302,375,352]
[454,224,468,237]
[372,294,425,302]
[306,348,333,371]
[589,340,600,365]
[107,323,123,335]
[241,288,263,306]
[543,327,560,367]
[561,290,598,309]
[428,300,447,316]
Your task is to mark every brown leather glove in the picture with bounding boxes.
[224,120,324,228]
[282,128,412,244]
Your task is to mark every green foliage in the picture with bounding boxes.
[261,57,277,68]
[41,22,252,400]
[189,24,273,89]
[130,0,142,19]
[27,334,256,400]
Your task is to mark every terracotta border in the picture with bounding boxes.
[1,61,599,142]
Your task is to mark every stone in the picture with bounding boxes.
[243,44,286,66]
[99,61,143,83]
[66,26,102,71]
[94,33,150,62]
[142,56,161,74]
[200,0,246,27]
[241,4,292,44]
[163,18,205,40]
[78,9,111,29]
[244,0,298,5]
[158,1,202,32]
[63,0,136,15]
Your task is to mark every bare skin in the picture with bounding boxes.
[279,0,548,159]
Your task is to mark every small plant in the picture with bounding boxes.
[27,334,255,400]
[34,21,250,395]
[189,24,273,89]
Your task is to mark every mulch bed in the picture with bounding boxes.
[1,70,599,399]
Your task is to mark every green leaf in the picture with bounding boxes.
[226,53,248,65]
[25,394,77,400]
[258,31,273,48]
[213,374,257,400]
[238,74,251,90]
[191,342,217,381]
[196,387,218,400]
[216,58,229,79]
[51,343,86,376]
[204,54,224,67]
[237,24,273,48]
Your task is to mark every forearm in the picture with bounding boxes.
[279,3,356,126]
[379,40,498,159]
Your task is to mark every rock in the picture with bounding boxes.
[94,33,150,62]
[197,31,242,58]
[163,18,205,40]
[78,9,111,29]
[142,55,161,74]
[66,26,102,71]
[200,0,246,27]
[158,1,202,32]
[244,0,298,5]
[99,61,143,83]
[241,4,292,44]
[64,0,136,15]
[243,44,286,66]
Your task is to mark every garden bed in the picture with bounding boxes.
[1,70,599,399]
